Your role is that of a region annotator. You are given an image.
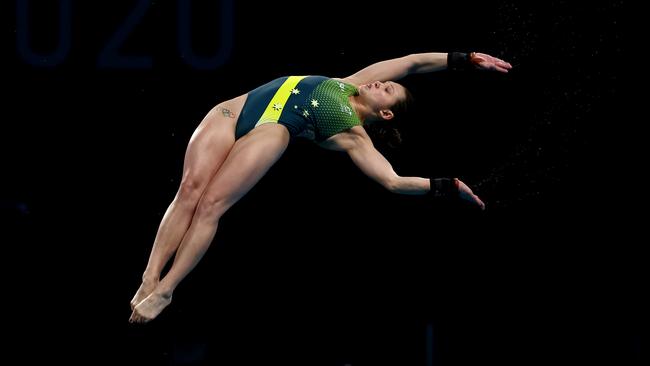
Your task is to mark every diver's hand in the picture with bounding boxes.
[456,178,486,210]
[470,52,512,73]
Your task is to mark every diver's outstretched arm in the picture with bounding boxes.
[341,52,512,85]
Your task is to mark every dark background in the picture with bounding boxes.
[3,1,636,365]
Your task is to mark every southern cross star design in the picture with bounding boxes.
[311,99,319,108]
[273,103,282,111]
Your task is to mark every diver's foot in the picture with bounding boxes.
[130,279,158,310]
[129,290,173,324]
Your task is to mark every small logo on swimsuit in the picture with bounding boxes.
[340,104,352,116]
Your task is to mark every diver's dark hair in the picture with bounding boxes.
[364,86,414,149]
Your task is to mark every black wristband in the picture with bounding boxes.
[428,178,459,200]
[447,52,474,71]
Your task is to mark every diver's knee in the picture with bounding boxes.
[194,196,229,222]
[176,178,205,206]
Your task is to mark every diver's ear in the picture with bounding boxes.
[379,109,394,121]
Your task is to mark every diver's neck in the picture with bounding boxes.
[349,95,373,123]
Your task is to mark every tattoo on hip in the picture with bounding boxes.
[220,107,236,118]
